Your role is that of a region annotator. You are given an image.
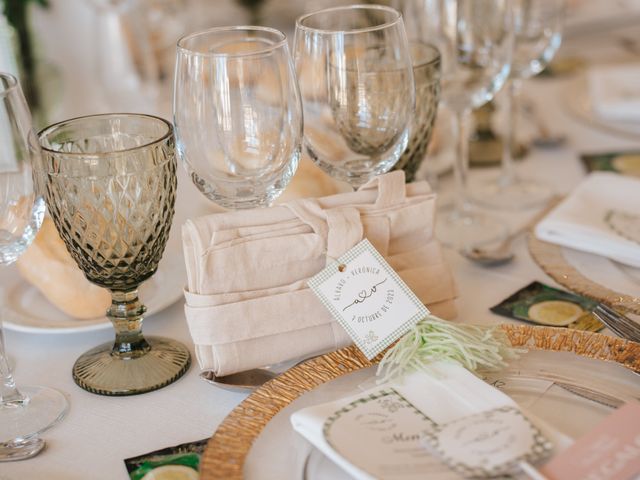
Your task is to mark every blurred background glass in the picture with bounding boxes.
[471,0,566,210]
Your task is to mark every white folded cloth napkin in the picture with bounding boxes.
[291,362,571,480]
[588,64,640,123]
[535,172,640,268]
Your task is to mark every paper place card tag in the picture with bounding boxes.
[422,406,553,478]
[308,238,429,360]
[323,388,461,479]
[541,402,640,480]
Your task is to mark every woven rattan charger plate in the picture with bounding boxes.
[528,234,640,315]
[200,324,640,479]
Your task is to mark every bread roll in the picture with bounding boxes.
[17,217,111,319]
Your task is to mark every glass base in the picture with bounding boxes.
[470,176,552,211]
[72,336,191,396]
[436,206,508,251]
[0,386,68,444]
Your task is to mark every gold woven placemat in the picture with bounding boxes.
[200,324,640,479]
[528,235,640,314]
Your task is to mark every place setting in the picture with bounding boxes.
[564,61,640,140]
[1,0,640,478]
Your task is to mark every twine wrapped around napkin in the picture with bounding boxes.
[182,172,457,377]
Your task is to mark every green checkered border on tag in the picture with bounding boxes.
[308,238,430,360]
[322,388,436,443]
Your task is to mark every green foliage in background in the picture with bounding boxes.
[2,0,48,107]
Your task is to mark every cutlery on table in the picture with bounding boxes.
[592,303,640,344]
[463,196,561,266]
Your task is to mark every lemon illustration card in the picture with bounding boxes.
[491,281,604,331]
[125,438,207,480]
[581,151,640,178]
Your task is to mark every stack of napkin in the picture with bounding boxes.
[535,172,640,267]
[182,172,457,377]
[588,64,640,123]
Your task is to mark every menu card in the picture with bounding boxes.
[541,402,640,480]
[291,362,565,479]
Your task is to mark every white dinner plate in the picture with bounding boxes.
[243,349,640,480]
[562,246,640,299]
[1,242,185,335]
[0,166,219,335]
[564,73,640,140]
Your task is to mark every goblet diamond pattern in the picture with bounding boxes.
[45,141,176,290]
[38,114,190,396]
[393,43,441,182]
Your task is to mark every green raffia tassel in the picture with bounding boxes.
[376,316,521,384]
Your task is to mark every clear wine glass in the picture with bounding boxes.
[431,0,514,250]
[174,26,302,209]
[293,4,415,189]
[0,73,68,460]
[471,0,565,210]
[37,113,191,396]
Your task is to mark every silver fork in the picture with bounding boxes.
[592,303,640,343]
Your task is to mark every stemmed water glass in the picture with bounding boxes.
[174,26,303,209]
[293,4,416,189]
[0,73,68,459]
[472,0,565,210]
[432,0,514,249]
[37,113,191,396]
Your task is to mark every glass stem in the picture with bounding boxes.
[108,288,150,359]
[0,322,27,406]
[452,108,471,215]
[499,78,521,189]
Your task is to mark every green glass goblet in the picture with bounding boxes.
[37,113,190,396]
[392,42,441,183]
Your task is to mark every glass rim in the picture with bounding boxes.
[410,41,441,69]
[177,25,288,58]
[296,4,402,36]
[38,113,173,157]
[0,72,19,99]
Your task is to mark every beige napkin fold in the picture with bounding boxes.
[183,172,457,376]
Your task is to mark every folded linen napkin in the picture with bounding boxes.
[291,362,572,479]
[588,65,640,123]
[182,172,457,377]
[535,172,640,268]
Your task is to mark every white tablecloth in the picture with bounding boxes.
[3,4,640,479]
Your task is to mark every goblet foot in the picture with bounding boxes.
[0,437,45,462]
[72,336,191,396]
[436,206,508,251]
[470,176,552,211]
[0,386,68,446]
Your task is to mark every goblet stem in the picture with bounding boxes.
[0,325,26,406]
[498,78,521,189]
[452,108,471,215]
[108,289,150,359]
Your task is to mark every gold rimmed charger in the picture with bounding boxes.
[528,234,640,314]
[200,324,640,480]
